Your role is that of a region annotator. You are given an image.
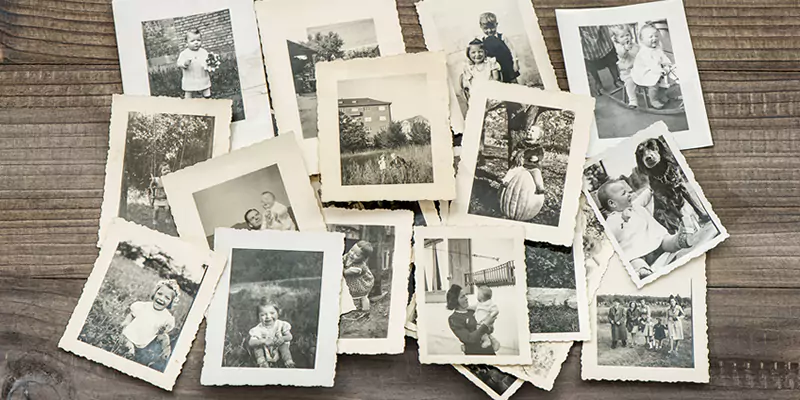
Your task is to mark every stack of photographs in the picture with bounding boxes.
[56,0,727,396]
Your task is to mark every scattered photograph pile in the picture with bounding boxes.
[59,0,723,396]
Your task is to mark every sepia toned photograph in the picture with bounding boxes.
[416,0,558,134]
[98,95,231,244]
[256,0,405,173]
[202,229,345,387]
[583,122,727,288]
[162,134,326,249]
[59,219,226,391]
[316,52,456,201]
[324,208,413,354]
[453,364,524,400]
[450,81,593,245]
[556,0,712,155]
[414,226,531,365]
[582,254,708,383]
[113,0,273,149]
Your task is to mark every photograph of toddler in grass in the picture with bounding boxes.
[59,219,224,390]
[583,122,727,287]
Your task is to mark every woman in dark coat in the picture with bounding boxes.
[447,284,497,355]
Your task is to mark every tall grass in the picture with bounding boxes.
[341,144,433,186]
[528,303,579,334]
[222,278,321,369]
[77,255,194,371]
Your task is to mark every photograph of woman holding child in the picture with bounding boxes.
[446,284,497,356]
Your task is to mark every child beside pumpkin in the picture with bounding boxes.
[492,123,547,221]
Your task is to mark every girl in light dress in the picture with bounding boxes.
[460,39,501,102]
[666,294,685,355]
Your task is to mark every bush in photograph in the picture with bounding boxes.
[345,45,380,59]
[341,144,434,185]
[373,122,408,149]
[525,242,575,289]
[529,302,579,334]
[78,249,196,369]
[339,111,372,153]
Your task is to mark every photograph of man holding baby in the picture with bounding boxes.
[142,10,245,121]
[584,134,722,282]
[76,240,207,372]
[221,248,324,369]
[578,21,686,140]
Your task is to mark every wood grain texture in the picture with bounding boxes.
[2,0,800,397]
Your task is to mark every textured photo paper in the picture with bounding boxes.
[316,52,456,201]
[583,122,727,288]
[453,364,525,400]
[98,94,232,245]
[324,208,413,355]
[581,254,709,383]
[162,134,326,250]
[416,0,558,134]
[556,0,711,156]
[113,0,273,149]
[414,226,531,365]
[59,219,226,391]
[255,0,405,174]
[450,81,594,246]
[201,229,344,387]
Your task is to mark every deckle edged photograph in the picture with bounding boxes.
[416,0,558,134]
[113,0,274,149]
[324,208,413,355]
[59,219,226,391]
[556,0,712,156]
[316,52,456,202]
[256,0,405,173]
[450,81,593,246]
[162,133,326,250]
[202,229,344,387]
[453,364,524,400]
[581,254,709,383]
[414,226,531,365]
[98,94,232,245]
[582,122,727,288]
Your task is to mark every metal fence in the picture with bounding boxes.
[464,260,515,288]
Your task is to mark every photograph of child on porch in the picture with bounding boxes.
[421,237,522,357]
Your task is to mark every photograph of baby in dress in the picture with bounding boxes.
[578,21,687,140]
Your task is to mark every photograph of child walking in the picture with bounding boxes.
[583,124,727,286]
[221,248,324,369]
[596,292,693,368]
[142,10,245,121]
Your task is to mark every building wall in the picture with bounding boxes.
[144,9,236,68]
[340,103,392,134]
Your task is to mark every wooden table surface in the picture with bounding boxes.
[2,0,800,398]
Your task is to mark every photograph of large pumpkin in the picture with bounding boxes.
[499,167,545,221]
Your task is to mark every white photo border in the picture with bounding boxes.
[316,52,456,201]
[555,0,712,156]
[59,218,227,391]
[201,228,344,387]
[98,94,232,246]
[255,0,406,175]
[582,122,728,288]
[162,133,327,249]
[450,80,594,246]
[112,0,274,149]
[453,364,525,400]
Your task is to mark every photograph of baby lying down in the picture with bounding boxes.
[584,134,723,280]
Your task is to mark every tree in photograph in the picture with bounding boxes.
[525,242,576,289]
[304,31,344,62]
[339,111,370,153]
[374,121,407,149]
[345,45,380,60]
[408,119,431,146]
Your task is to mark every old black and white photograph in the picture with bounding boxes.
[316,52,456,201]
[324,208,413,354]
[450,81,593,246]
[98,95,231,244]
[583,122,727,287]
[556,0,712,155]
[256,0,405,173]
[414,226,531,365]
[201,229,344,387]
[582,253,708,383]
[162,134,326,249]
[416,0,558,133]
[113,0,273,148]
[453,364,524,400]
[59,219,225,391]
[524,240,590,341]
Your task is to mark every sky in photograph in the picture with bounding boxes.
[306,19,378,51]
[337,73,428,121]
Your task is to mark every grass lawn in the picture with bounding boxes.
[528,302,579,334]
[341,144,433,186]
[124,201,178,237]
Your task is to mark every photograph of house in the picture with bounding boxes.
[338,98,392,135]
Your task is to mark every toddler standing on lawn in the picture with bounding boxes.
[177,29,212,99]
